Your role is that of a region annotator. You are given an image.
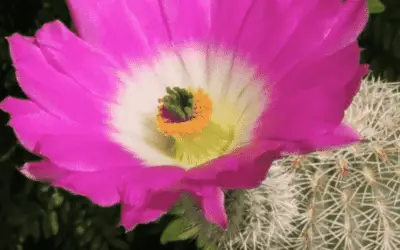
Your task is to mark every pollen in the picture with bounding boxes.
[156,87,213,137]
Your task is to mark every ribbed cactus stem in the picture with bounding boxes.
[285,78,400,250]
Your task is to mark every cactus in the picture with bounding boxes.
[167,78,400,250]
[285,78,400,250]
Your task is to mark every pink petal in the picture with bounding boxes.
[0,98,124,172]
[0,97,86,151]
[35,133,140,171]
[344,64,370,109]
[208,0,309,51]
[210,0,366,85]
[121,166,185,207]
[258,43,367,142]
[119,166,185,230]
[127,0,211,46]
[214,148,280,190]
[0,97,41,115]
[310,0,368,57]
[35,21,120,100]
[185,185,227,229]
[208,0,318,82]
[307,123,362,152]
[21,161,124,206]
[265,0,366,82]
[187,140,282,189]
[66,0,152,67]
[265,0,345,81]
[120,191,181,231]
[7,34,107,127]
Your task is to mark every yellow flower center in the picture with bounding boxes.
[156,87,234,169]
[156,88,212,136]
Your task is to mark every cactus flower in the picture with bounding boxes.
[0,0,368,230]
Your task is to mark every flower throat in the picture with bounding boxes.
[156,86,234,169]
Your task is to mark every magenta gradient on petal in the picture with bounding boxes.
[35,21,121,100]
[67,0,152,68]
[7,34,107,127]
[1,0,369,230]
[120,191,181,231]
[22,161,122,206]
[0,97,88,151]
[186,140,283,189]
[184,185,227,229]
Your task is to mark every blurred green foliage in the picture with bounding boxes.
[0,0,398,249]
[368,0,386,14]
[359,0,400,81]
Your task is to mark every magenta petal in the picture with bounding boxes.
[127,0,210,46]
[35,21,120,100]
[258,43,366,142]
[187,140,282,189]
[66,0,151,67]
[7,34,106,126]
[200,187,227,229]
[21,161,123,206]
[35,133,139,171]
[344,64,370,109]
[210,0,311,80]
[311,0,368,57]
[266,0,345,81]
[1,98,129,173]
[272,43,363,94]
[209,0,257,49]
[214,149,279,190]
[0,97,41,115]
[122,167,185,203]
[307,123,362,152]
[209,0,315,50]
[0,97,86,151]
[277,123,362,155]
[119,166,185,230]
[185,185,227,229]
[120,191,181,231]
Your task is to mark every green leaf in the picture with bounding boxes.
[368,0,385,14]
[160,218,199,244]
[196,232,215,250]
[50,211,59,235]
[169,204,185,216]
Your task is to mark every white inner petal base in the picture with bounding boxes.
[109,46,268,169]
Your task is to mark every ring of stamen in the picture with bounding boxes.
[156,88,213,137]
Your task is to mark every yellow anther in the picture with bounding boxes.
[156,88,213,137]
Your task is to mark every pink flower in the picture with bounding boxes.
[0,0,368,230]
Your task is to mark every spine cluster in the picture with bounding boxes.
[286,78,400,250]
[176,78,400,250]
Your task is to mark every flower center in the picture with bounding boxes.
[156,87,213,136]
[156,87,234,168]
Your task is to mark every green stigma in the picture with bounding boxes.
[162,87,194,121]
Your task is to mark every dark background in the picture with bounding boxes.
[0,0,398,249]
